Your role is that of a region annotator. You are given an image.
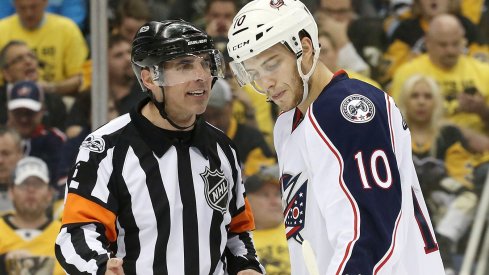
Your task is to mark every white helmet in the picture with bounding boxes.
[227,0,320,102]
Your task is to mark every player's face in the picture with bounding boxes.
[0,134,22,183]
[11,176,53,219]
[405,80,435,124]
[248,182,283,230]
[2,45,39,83]
[242,44,303,112]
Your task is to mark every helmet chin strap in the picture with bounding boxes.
[296,49,320,106]
[149,87,196,131]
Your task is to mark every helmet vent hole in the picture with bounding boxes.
[257,24,264,28]
[256,32,264,40]
[266,27,273,32]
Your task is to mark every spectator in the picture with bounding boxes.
[204,0,237,39]
[391,14,489,149]
[245,165,290,274]
[318,31,382,88]
[397,74,481,273]
[316,0,371,75]
[0,40,67,130]
[0,127,22,213]
[65,34,146,138]
[382,0,488,84]
[0,156,63,275]
[111,0,151,43]
[0,0,88,95]
[0,0,87,30]
[203,79,276,177]
[6,81,66,189]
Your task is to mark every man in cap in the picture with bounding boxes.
[0,156,64,275]
[245,165,290,274]
[204,78,276,177]
[7,80,65,188]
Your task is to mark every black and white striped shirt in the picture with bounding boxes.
[55,99,262,274]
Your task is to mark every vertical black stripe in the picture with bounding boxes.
[220,141,240,216]
[111,140,140,274]
[207,143,223,273]
[176,144,200,275]
[129,132,171,275]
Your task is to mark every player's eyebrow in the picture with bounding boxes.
[260,54,279,67]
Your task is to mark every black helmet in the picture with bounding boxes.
[131,20,224,91]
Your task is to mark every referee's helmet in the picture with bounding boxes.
[131,20,225,91]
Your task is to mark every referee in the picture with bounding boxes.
[55,20,263,275]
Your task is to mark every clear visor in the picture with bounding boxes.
[229,43,287,94]
[153,50,225,87]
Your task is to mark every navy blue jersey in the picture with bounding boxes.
[274,72,445,275]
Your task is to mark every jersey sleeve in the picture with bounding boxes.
[306,80,404,274]
[55,134,118,274]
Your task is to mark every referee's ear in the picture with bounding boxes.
[141,69,158,91]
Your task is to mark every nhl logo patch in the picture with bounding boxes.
[340,94,375,123]
[200,167,229,214]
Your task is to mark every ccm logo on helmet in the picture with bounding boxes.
[232,40,250,51]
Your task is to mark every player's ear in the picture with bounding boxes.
[300,36,314,69]
[301,36,314,58]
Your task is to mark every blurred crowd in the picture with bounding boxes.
[0,0,488,274]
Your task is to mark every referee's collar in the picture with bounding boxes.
[130,97,210,158]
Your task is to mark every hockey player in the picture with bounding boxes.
[227,0,446,274]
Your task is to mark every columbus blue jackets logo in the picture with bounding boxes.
[340,94,375,123]
[282,173,308,244]
[200,167,229,214]
[270,0,285,9]
[80,135,105,153]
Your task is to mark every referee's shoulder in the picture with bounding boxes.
[80,114,132,153]
[203,120,236,147]
[91,113,132,137]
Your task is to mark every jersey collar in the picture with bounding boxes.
[130,97,210,158]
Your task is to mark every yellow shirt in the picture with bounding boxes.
[347,70,382,89]
[0,13,88,83]
[233,85,275,149]
[391,54,489,134]
[252,224,290,275]
[0,214,64,275]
